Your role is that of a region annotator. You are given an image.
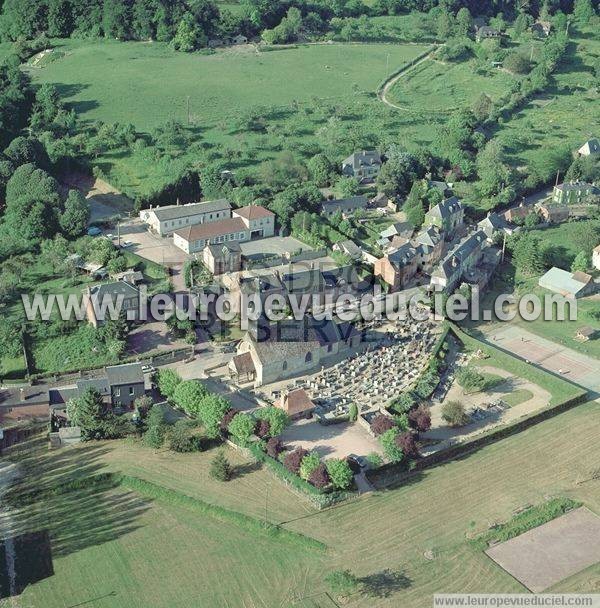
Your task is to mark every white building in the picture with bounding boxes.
[232,205,275,239]
[173,218,249,254]
[139,199,232,236]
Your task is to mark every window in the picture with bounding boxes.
[282,361,287,371]
[305,352,312,363]
[129,387,135,396]
[114,388,120,397]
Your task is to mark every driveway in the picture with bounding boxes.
[127,321,186,355]
[240,236,312,261]
[280,418,382,460]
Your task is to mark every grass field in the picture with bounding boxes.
[387,57,517,112]
[6,396,600,607]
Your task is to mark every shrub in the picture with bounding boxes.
[326,459,354,490]
[284,447,308,474]
[380,428,404,463]
[255,418,271,438]
[366,452,383,468]
[255,406,290,436]
[396,432,420,459]
[456,367,486,394]
[348,403,358,422]
[299,452,321,481]
[308,463,330,488]
[371,413,395,436]
[266,437,283,458]
[168,421,203,453]
[441,400,470,427]
[220,408,239,432]
[133,395,153,420]
[325,570,360,597]
[227,413,255,446]
[391,392,415,413]
[408,404,431,433]
[210,451,232,481]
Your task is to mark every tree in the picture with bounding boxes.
[456,367,486,394]
[308,462,329,488]
[471,93,493,123]
[325,570,360,598]
[455,7,473,38]
[380,427,403,463]
[220,408,239,432]
[476,139,515,199]
[299,452,321,480]
[396,432,420,459]
[254,418,271,438]
[376,146,422,198]
[227,412,255,445]
[436,8,454,40]
[197,394,231,438]
[348,403,358,422]
[524,212,540,228]
[0,319,22,371]
[408,404,431,433]
[509,233,548,275]
[157,368,182,400]
[266,437,283,459]
[391,392,415,414]
[133,394,153,420]
[307,153,335,186]
[371,413,395,437]
[144,403,168,448]
[573,0,595,23]
[67,388,128,440]
[326,459,354,490]
[60,189,90,238]
[441,400,470,427]
[254,406,290,436]
[571,251,589,273]
[173,380,208,415]
[504,52,531,74]
[284,447,308,474]
[210,451,232,481]
[3,136,49,170]
[403,181,426,228]
[168,420,202,452]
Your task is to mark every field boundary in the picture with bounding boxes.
[368,324,588,489]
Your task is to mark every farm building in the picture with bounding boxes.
[538,268,597,299]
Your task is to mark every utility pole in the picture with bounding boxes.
[555,169,560,187]
[501,232,507,263]
[117,220,121,248]
[530,43,534,63]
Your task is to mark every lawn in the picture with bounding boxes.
[387,56,517,112]
[8,397,600,607]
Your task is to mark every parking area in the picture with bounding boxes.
[118,220,189,266]
[486,507,600,592]
[127,321,186,355]
[280,417,382,460]
[239,236,312,261]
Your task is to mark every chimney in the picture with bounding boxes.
[452,257,458,268]
[19,387,25,401]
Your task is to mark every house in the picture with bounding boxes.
[50,363,147,413]
[235,318,362,386]
[203,242,242,275]
[538,267,597,299]
[370,192,389,208]
[552,182,599,205]
[538,203,570,224]
[374,243,418,292]
[413,226,444,271]
[578,138,600,157]
[576,326,596,341]
[424,196,464,238]
[333,239,362,260]
[320,196,369,218]
[232,205,275,239]
[593,245,600,270]
[476,26,501,41]
[139,199,232,236]
[341,150,382,181]
[477,211,515,239]
[86,281,140,327]
[379,222,411,242]
[111,269,144,284]
[430,230,488,293]
[503,203,530,224]
[0,387,51,450]
[276,389,315,420]
[173,217,249,254]
[531,21,551,37]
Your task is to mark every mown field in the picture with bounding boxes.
[6,397,600,608]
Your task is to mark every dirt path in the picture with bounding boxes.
[378,48,437,111]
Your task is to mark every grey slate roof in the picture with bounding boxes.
[76,377,110,396]
[321,196,368,214]
[578,138,600,156]
[388,243,417,269]
[414,226,442,248]
[151,199,231,221]
[206,242,242,257]
[478,212,509,230]
[105,363,144,387]
[89,281,139,300]
[427,196,462,220]
[342,150,382,171]
[433,231,486,279]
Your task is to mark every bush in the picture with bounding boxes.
[220,408,239,432]
[255,406,290,436]
[504,52,531,74]
[168,420,203,453]
[173,380,208,415]
[391,392,415,413]
[441,400,470,427]
[366,452,383,468]
[408,404,431,433]
[254,418,271,438]
[308,463,330,488]
[325,459,354,490]
[348,403,358,422]
[227,413,255,446]
[284,447,308,474]
[456,367,486,394]
[266,437,283,459]
[325,570,360,597]
[299,452,321,481]
[380,428,403,463]
[371,413,395,436]
[210,451,232,481]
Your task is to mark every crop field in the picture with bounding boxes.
[387,57,517,112]
[6,397,600,607]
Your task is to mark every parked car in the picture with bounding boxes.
[120,240,133,248]
[141,365,156,374]
[87,226,102,236]
[347,453,368,470]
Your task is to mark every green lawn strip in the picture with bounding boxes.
[470,497,582,552]
[451,325,586,406]
[502,389,534,407]
[119,475,326,552]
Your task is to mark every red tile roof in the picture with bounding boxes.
[233,205,274,220]
[175,218,247,242]
[277,389,315,417]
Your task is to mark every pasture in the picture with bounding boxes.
[6,395,600,607]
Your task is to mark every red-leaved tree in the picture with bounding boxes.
[266,437,283,458]
[408,404,431,433]
[371,414,395,436]
[308,463,330,488]
[396,431,420,459]
[220,409,239,432]
[255,418,271,439]
[284,447,308,474]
